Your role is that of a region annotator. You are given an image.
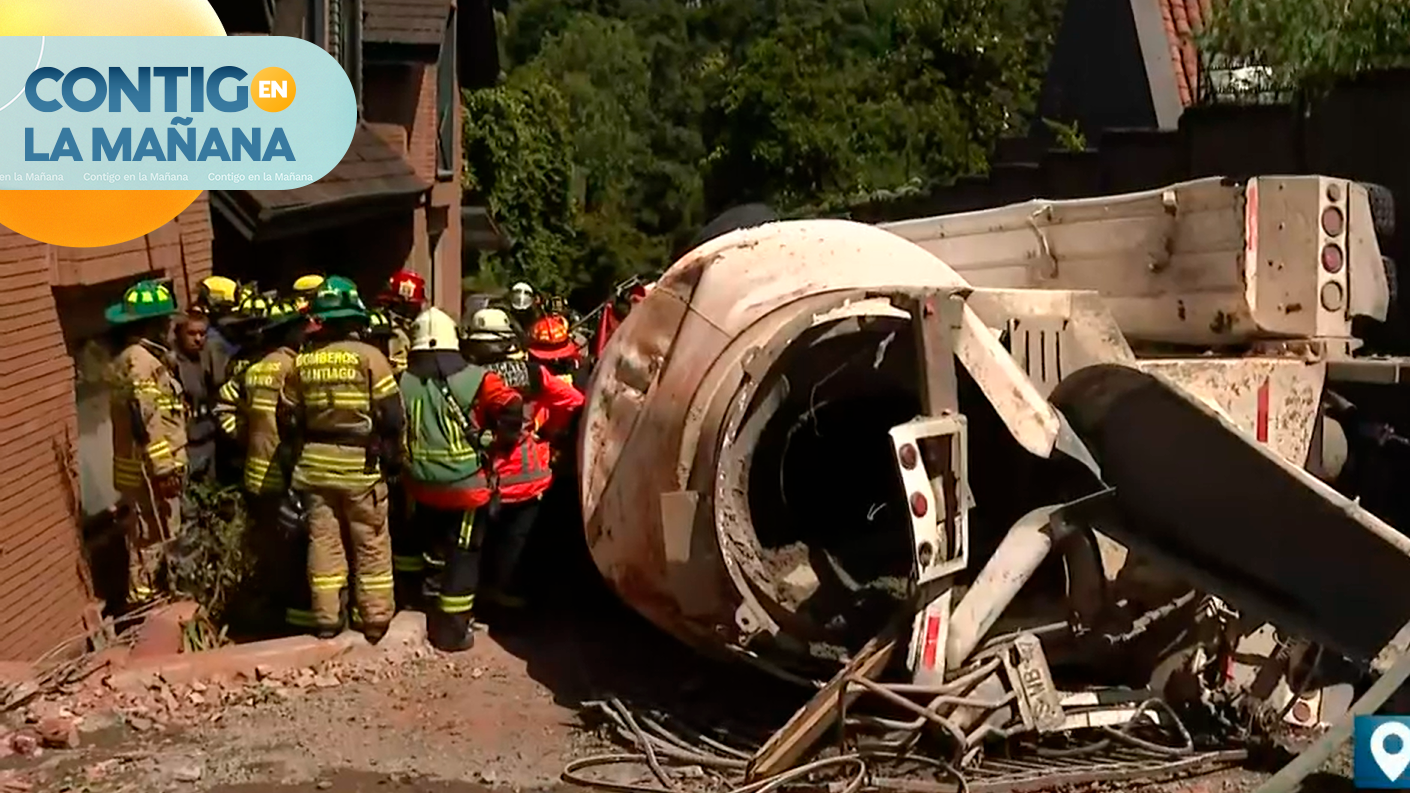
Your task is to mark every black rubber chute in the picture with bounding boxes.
[1050,363,1410,662]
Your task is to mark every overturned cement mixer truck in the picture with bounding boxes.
[575,175,1410,775]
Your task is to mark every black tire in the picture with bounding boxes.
[1364,182,1395,239]
[689,203,779,251]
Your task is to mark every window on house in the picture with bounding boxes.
[436,7,457,180]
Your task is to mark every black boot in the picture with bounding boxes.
[362,622,390,645]
[426,610,475,652]
[313,624,341,640]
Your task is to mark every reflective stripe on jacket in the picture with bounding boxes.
[492,367,584,503]
[108,339,188,491]
[242,348,297,494]
[402,366,487,486]
[281,340,401,492]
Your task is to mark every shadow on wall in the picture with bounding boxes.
[210,210,416,297]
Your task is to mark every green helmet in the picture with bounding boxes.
[105,279,179,326]
[310,275,369,321]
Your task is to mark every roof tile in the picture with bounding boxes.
[244,121,427,212]
[363,0,452,46]
[1157,0,1216,106]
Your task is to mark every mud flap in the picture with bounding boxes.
[1050,363,1410,663]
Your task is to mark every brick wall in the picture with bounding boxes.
[409,64,438,184]
[363,58,462,312]
[0,193,213,660]
[0,230,89,661]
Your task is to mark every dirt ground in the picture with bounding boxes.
[0,562,806,793]
[0,565,1364,793]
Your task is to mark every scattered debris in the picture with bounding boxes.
[35,714,79,748]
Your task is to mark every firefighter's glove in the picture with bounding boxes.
[491,396,527,454]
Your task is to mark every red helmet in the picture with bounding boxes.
[382,269,427,307]
[527,314,578,361]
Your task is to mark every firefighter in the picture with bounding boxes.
[461,308,584,616]
[378,269,426,375]
[526,313,589,391]
[278,276,404,642]
[212,293,272,484]
[292,274,325,312]
[223,291,274,383]
[194,276,239,377]
[364,307,398,360]
[400,307,523,649]
[506,281,538,333]
[106,279,189,609]
[362,303,419,606]
[226,299,315,631]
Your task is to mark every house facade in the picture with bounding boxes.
[0,0,494,660]
[208,0,466,315]
[0,197,214,660]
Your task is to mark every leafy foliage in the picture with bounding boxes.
[168,481,261,633]
[462,79,580,294]
[462,0,1064,297]
[1199,0,1410,93]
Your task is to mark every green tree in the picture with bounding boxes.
[518,14,667,291]
[700,0,1053,213]
[462,77,580,294]
[1200,0,1410,91]
[471,0,1063,293]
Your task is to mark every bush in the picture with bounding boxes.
[167,480,266,635]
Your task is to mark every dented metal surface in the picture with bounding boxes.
[577,220,1129,670]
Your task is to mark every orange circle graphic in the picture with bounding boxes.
[0,0,226,248]
[251,67,296,113]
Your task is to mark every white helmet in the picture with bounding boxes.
[508,281,535,311]
[466,307,516,341]
[410,307,460,352]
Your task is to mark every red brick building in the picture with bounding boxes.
[0,0,495,659]
[0,197,214,660]
[209,0,467,316]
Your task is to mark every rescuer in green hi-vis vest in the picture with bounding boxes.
[399,307,524,651]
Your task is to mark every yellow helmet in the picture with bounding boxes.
[234,290,273,320]
[293,274,325,294]
[365,307,394,335]
[235,281,259,305]
[262,299,307,331]
[198,276,238,308]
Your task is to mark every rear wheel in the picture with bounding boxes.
[1365,182,1395,239]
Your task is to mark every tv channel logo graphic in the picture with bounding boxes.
[0,35,355,190]
[1355,716,1410,787]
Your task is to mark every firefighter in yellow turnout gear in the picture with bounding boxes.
[226,300,317,630]
[106,280,188,608]
[212,294,273,449]
[278,277,405,641]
